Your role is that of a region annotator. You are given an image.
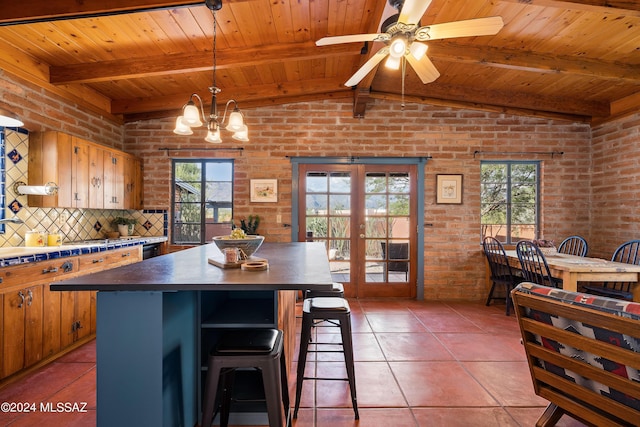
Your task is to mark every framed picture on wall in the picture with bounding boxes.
[250,179,278,203]
[436,174,463,204]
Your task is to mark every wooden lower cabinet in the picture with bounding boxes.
[0,246,142,381]
[1,284,44,378]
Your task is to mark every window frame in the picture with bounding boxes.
[480,160,540,245]
[171,158,234,245]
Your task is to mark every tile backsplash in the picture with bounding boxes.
[0,128,166,247]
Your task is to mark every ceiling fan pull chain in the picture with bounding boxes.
[401,57,406,110]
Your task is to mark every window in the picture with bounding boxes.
[481,161,539,244]
[172,159,234,244]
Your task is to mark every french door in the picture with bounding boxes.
[298,163,418,298]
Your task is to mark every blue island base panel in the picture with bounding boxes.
[97,291,197,427]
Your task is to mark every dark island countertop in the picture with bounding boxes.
[51,241,334,292]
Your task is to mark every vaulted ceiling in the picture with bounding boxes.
[1,0,639,125]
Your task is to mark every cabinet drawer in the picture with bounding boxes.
[78,247,142,273]
[0,258,79,289]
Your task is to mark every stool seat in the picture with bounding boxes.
[201,328,290,427]
[215,328,279,354]
[304,282,345,299]
[306,296,350,311]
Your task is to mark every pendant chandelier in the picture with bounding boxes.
[173,0,248,143]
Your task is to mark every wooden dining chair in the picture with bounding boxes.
[582,239,640,300]
[482,236,523,315]
[516,240,562,288]
[557,235,588,257]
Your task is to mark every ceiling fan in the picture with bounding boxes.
[316,0,504,87]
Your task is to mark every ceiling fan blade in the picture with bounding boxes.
[344,47,389,87]
[419,16,504,41]
[398,0,433,25]
[316,33,385,46]
[406,52,440,84]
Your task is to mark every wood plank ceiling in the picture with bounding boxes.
[1,0,639,125]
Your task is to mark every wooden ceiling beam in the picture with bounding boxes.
[430,42,640,82]
[112,77,351,114]
[498,0,640,16]
[50,43,361,84]
[0,1,203,25]
[388,81,610,117]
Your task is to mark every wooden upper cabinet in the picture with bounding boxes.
[88,144,104,209]
[29,131,142,210]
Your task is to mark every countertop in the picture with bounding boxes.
[51,241,334,292]
[0,236,168,267]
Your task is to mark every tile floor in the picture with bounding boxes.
[0,299,588,427]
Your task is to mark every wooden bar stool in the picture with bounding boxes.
[201,328,290,427]
[293,297,359,419]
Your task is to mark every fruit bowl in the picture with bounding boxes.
[212,235,264,257]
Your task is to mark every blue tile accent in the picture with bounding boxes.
[8,199,22,213]
[7,148,22,164]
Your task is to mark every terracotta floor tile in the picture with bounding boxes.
[365,313,428,333]
[412,407,519,427]
[461,361,548,407]
[316,408,416,427]
[505,407,589,427]
[376,332,453,361]
[435,333,524,361]
[412,311,484,333]
[390,361,499,407]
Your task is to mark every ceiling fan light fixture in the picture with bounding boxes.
[389,37,407,58]
[385,55,402,70]
[409,42,428,60]
[173,116,194,135]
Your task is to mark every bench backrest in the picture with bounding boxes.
[512,283,640,426]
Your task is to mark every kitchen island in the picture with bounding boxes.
[52,241,333,427]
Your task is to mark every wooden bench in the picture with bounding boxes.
[512,282,640,427]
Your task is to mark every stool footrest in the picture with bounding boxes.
[303,376,349,381]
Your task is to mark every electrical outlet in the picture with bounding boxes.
[58,213,67,226]
[276,214,282,223]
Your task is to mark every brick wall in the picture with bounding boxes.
[590,114,640,259]
[125,100,602,300]
[0,71,123,148]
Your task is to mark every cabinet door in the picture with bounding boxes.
[123,155,143,209]
[1,289,24,377]
[88,145,104,209]
[42,285,61,358]
[72,140,90,208]
[104,151,125,209]
[23,285,43,368]
[1,285,43,377]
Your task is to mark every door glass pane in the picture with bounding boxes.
[306,194,327,214]
[329,217,350,238]
[329,173,350,192]
[329,194,350,214]
[389,217,410,238]
[365,194,386,214]
[306,172,328,192]
[365,217,386,238]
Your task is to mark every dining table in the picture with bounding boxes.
[503,250,640,302]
